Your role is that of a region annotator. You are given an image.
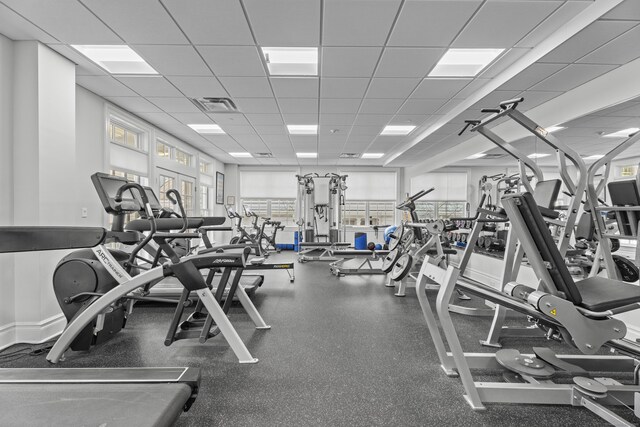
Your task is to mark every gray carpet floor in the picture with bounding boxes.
[2,252,635,426]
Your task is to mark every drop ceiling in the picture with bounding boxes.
[1,0,639,167]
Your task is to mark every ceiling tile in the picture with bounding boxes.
[148,97,201,113]
[278,98,319,114]
[323,0,402,46]
[245,114,284,125]
[391,114,429,126]
[253,125,288,135]
[602,1,640,20]
[77,75,138,97]
[396,98,447,115]
[353,114,393,126]
[319,114,357,126]
[2,0,121,44]
[281,113,318,124]
[517,90,562,110]
[497,63,566,91]
[530,64,617,92]
[81,0,188,44]
[271,77,319,98]
[320,99,362,114]
[453,1,561,48]
[0,3,57,43]
[209,113,250,126]
[321,78,370,98]
[221,125,257,135]
[388,0,481,47]
[233,134,264,144]
[117,76,184,97]
[244,0,320,46]
[375,48,444,78]
[133,45,210,76]
[162,0,254,45]
[321,47,382,77]
[165,76,228,98]
[360,98,404,115]
[170,112,211,124]
[262,135,291,144]
[218,77,273,98]
[366,78,420,98]
[517,2,592,48]
[105,96,163,113]
[579,25,640,65]
[319,125,351,135]
[480,48,531,79]
[350,126,383,135]
[412,78,470,99]
[290,135,317,144]
[198,46,266,77]
[540,21,636,64]
[235,98,280,114]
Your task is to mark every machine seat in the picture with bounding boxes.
[495,206,559,220]
[426,248,457,255]
[126,218,204,231]
[575,276,640,311]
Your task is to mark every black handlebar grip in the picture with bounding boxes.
[499,97,524,109]
[480,108,500,114]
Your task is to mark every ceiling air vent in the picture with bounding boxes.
[340,153,360,158]
[190,97,239,113]
[254,152,273,158]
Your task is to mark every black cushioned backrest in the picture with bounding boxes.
[512,192,582,304]
[533,179,561,209]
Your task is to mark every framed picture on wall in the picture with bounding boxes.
[216,172,224,204]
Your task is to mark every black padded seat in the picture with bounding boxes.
[426,248,457,255]
[126,218,204,231]
[375,250,390,256]
[299,242,332,247]
[575,276,640,311]
[201,216,226,226]
[495,206,559,220]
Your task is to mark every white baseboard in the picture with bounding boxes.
[0,314,65,351]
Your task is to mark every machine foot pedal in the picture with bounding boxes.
[533,347,587,374]
[495,349,555,379]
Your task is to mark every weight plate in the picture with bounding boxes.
[381,248,401,273]
[613,254,640,282]
[495,349,555,379]
[573,376,608,397]
[389,223,404,251]
[390,253,413,281]
[610,238,620,253]
[401,227,414,249]
[477,236,485,247]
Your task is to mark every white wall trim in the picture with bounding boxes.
[0,313,65,351]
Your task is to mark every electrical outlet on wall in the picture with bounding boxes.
[81,208,88,218]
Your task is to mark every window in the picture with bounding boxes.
[415,201,467,220]
[271,199,296,226]
[344,201,367,226]
[200,185,210,216]
[239,199,296,226]
[158,175,175,209]
[200,161,211,174]
[109,120,144,151]
[176,148,193,167]
[619,165,638,177]
[181,180,194,216]
[109,169,149,223]
[344,201,394,226]
[157,141,172,158]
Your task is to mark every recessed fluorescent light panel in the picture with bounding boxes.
[528,153,551,159]
[262,47,318,76]
[603,128,640,138]
[296,152,317,158]
[381,125,416,136]
[466,153,487,160]
[188,124,225,134]
[229,152,253,158]
[71,45,157,74]
[287,125,317,135]
[546,126,565,133]
[428,48,504,77]
[361,153,384,159]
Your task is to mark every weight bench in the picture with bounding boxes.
[414,191,640,425]
[297,242,351,262]
[0,367,200,427]
[328,249,391,276]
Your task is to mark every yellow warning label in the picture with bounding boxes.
[550,308,557,316]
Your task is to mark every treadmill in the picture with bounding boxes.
[0,367,200,427]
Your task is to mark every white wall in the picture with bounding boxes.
[0,34,15,344]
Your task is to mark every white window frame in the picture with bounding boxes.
[108,115,148,153]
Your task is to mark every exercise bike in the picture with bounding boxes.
[244,206,284,255]
[225,205,262,255]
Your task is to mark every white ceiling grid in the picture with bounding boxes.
[0,0,637,167]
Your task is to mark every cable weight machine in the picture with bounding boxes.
[296,173,347,244]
